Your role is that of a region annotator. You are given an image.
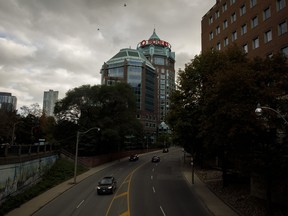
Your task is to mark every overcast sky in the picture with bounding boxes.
[0,0,215,109]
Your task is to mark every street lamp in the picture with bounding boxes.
[191,156,195,184]
[74,127,100,184]
[255,103,288,124]
[255,103,288,215]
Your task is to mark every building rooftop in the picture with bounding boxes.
[106,48,155,69]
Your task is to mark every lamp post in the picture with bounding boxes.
[74,127,100,184]
[255,103,287,216]
[255,103,288,124]
[11,121,21,146]
[191,156,195,184]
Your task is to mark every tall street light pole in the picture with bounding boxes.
[74,127,100,184]
[255,103,288,124]
[254,103,288,216]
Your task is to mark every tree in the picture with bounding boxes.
[54,83,143,155]
[18,103,42,117]
[168,45,288,187]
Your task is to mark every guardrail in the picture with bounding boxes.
[0,144,57,165]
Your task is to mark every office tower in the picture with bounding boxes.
[43,90,58,117]
[0,92,17,112]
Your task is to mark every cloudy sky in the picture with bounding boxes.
[0,0,214,109]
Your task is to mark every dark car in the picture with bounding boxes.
[151,156,160,163]
[162,148,169,153]
[97,176,117,195]
[129,154,139,161]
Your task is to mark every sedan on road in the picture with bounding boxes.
[129,154,139,161]
[151,156,160,163]
[97,176,117,195]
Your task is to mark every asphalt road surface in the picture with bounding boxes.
[33,148,211,216]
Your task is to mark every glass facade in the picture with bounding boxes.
[145,68,155,112]
[128,65,142,109]
[0,92,17,112]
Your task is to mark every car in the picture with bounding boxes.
[129,154,139,161]
[97,176,117,195]
[162,148,169,153]
[151,156,160,163]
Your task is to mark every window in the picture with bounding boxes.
[216,26,221,35]
[240,4,246,16]
[264,30,272,43]
[223,20,228,29]
[217,42,221,50]
[209,31,214,40]
[250,0,257,8]
[263,7,271,21]
[222,3,228,12]
[241,24,247,35]
[278,21,288,35]
[252,37,259,49]
[232,31,237,41]
[224,37,229,47]
[230,0,236,5]
[231,12,236,23]
[251,16,258,28]
[215,10,220,19]
[277,0,286,11]
[209,16,213,24]
[108,67,124,78]
[243,44,248,53]
[154,57,165,65]
[281,46,288,56]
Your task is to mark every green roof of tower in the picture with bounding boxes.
[149,28,160,40]
[106,48,155,69]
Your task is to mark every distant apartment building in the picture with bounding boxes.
[43,90,58,117]
[0,92,17,112]
[201,0,288,58]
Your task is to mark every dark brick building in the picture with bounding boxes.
[201,0,288,58]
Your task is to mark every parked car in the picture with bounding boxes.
[97,176,117,195]
[151,156,160,163]
[129,154,139,161]
[162,148,169,153]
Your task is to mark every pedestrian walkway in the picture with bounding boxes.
[182,166,239,216]
[6,156,239,216]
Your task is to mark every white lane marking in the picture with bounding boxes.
[77,200,85,208]
[160,206,166,216]
[152,187,156,193]
[152,168,155,172]
[151,175,153,180]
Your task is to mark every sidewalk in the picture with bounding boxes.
[182,166,239,216]
[6,159,239,216]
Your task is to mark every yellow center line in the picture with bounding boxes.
[105,162,148,216]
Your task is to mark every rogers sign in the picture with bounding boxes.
[138,39,171,48]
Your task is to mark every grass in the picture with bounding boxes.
[0,158,88,216]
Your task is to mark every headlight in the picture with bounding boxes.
[97,186,101,189]
[108,186,112,189]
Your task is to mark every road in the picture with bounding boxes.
[33,148,212,216]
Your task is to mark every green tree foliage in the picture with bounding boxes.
[54,83,143,155]
[168,45,288,177]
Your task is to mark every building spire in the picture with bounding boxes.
[149,28,160,40]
